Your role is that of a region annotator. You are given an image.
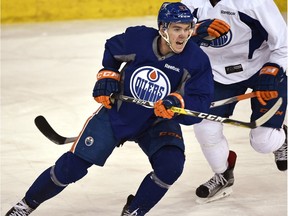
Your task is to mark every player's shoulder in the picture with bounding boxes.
[232,0,272,9]
[181,0,205,10]
[125,25,158,35]
[186,0,272,10]
[182,0,205,7]
[185,40,207,55]
[183,40,210,65]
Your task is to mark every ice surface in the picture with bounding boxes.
[1,17,287,215]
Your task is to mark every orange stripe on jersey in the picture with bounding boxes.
[70,107,102,153]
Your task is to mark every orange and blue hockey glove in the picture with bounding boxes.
[93,68,120,109]
[192,19,230,46]
[194,19,230,39]
[255,63,282,106]
[154,93,185,119]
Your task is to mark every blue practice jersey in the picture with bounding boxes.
[101,25,214,140]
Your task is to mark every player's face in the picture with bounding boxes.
[166,23,192,53]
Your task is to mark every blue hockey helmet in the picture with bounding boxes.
[157,2,194,29]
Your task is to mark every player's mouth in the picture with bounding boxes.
[172,41,185,53]
[176,41,184,45]
[175,41,185,50]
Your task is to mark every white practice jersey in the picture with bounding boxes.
[182,0,287,84]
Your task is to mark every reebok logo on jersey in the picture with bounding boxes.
[130,66,171,106]
[221,10,236,16]
[164,64,180,72]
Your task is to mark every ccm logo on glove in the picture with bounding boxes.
[97,70,120,81]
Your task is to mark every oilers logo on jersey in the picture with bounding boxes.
[210,30,232,48]
[130,66,171,105]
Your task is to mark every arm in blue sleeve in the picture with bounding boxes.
[102,32,127,70]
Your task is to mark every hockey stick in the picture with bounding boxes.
[210,92,256,108]
[116,92,257,108]
[116,95,282,129]
[34,116,77,145]
[34,95,282,145]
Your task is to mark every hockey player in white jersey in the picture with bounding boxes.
[182,0,287,203]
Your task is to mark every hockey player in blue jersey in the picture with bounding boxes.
[182,0,287,203]
[6,2,215,216]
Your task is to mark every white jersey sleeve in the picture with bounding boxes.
[182,0,287,84]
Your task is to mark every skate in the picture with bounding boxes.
[120,194,139,216]
[5,198,35,216]
[196,150,237,204]
[273,125,287,171]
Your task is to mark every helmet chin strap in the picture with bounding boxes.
[159,24,192,54]
[159,28,176,53]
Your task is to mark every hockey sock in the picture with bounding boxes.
[128,146,185,213]
[25,152,92,209]
[25,166,66,209]
[128,173,168,214]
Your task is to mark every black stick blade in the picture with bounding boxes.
[34,115,68,144]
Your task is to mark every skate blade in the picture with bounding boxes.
[196,187,233,204]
